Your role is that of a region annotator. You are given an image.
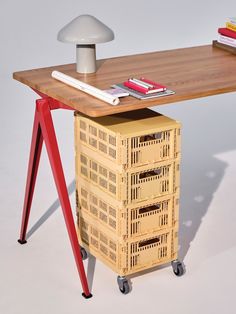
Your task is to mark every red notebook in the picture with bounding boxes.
[124,78,167,94]
[124,81,148,94]
[218,27,236,39]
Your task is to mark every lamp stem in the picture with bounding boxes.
[76,44,96,73]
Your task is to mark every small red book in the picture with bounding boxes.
[124,81,148,94]
[140,78,167,92]
[218,27,236,39]
[124,78,167,94]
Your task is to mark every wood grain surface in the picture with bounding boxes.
[13,45,236,117]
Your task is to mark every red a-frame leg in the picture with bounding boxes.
[18,97,92,299]
[18,107,43,244]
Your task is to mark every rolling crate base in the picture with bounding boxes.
[77,214,179,276]
[79,243,184,294]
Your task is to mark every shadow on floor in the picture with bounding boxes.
[26,180,75,239]
[26,178,97,291]
[154,96,236,263]
[87,254,96,291]
[178,155,227,261]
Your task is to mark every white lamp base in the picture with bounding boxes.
[76,44,96,73]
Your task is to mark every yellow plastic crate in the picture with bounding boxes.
[76,148,180,204]
[77,214,178,276]
[76,177,179,239]
[75,109,181,168]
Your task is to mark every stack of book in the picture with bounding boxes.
[217,17,236,49]
[124,78,167,94]
[113,77,175,100]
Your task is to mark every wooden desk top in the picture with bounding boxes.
[13,45,236,117]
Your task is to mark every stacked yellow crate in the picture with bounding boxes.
[74,108,183,294]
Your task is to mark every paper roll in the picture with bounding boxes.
[51,70,120,106]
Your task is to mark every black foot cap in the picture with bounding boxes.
[82,292,93,299]
[18,239,27,245]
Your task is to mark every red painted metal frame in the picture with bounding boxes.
[18,92,92,299]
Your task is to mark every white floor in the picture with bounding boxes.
[1,80,236,314]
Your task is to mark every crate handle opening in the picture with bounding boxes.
[139,204,161,214]
[138,237,160,248]
[139,168,162,179]
[139,132,162,143]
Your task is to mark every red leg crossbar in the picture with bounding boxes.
[18,96,92,299]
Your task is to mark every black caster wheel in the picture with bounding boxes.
[117,276,130,295]
[171,260,184,277]
[80,247,88,260]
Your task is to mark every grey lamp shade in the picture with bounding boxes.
[57,15,114,73]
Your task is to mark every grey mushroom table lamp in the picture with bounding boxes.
[57,15,114,74]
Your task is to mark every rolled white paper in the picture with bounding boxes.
[51,70,120,106]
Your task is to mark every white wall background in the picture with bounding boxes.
[1,1,236,314]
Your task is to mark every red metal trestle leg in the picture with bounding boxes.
[18,97,92,298]
[18,109,43,244]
